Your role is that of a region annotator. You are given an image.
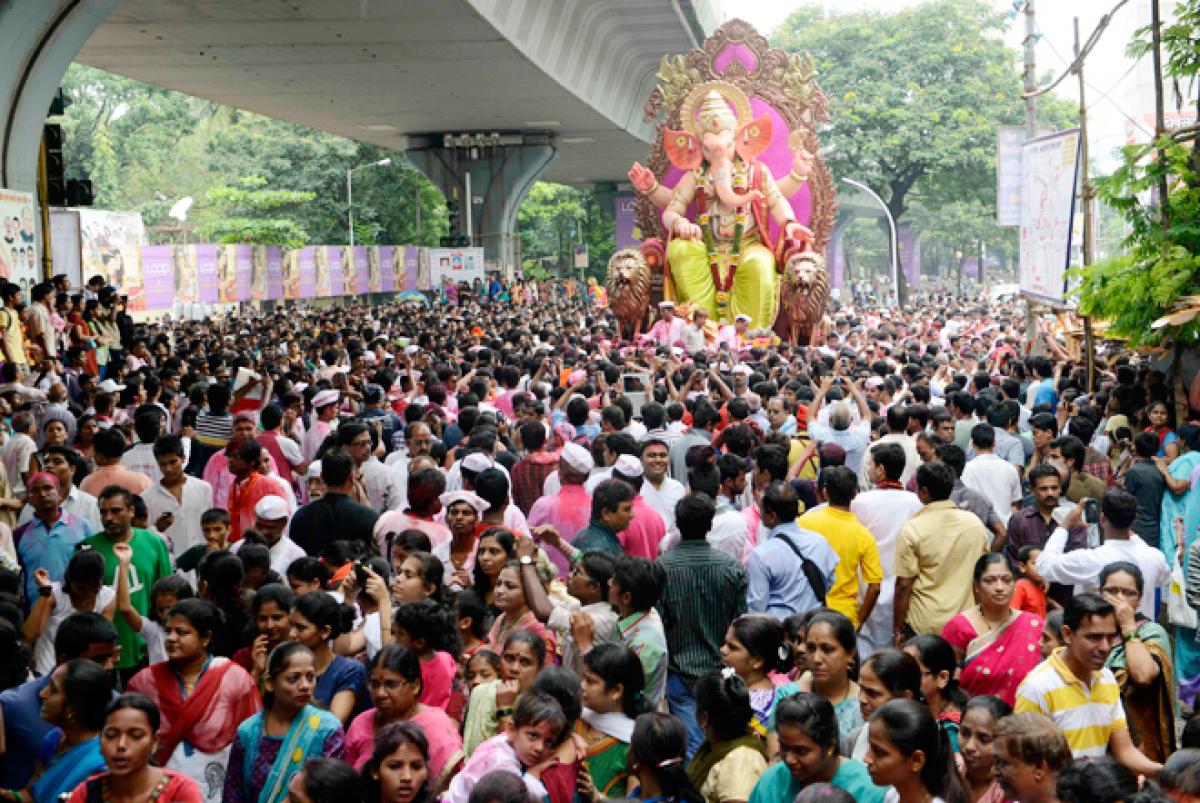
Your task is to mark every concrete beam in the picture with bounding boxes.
[1,0,119,192]
[407,132,557,278]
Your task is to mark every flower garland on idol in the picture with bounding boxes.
[696,158,749,322]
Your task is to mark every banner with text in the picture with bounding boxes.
[1019,129,1081,305]
[428,247,485,287]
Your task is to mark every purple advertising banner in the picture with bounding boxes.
[352,245,369,294]
[195,245,218,303]
[234,244,252,301]
[249,246,268,301]
[404,246,419,291]
[962,257,980,280]
[266,246,284,300]
[140,246,175,310]
[327,246,344,296]
[297,247,316,299]
[898,226,922,286]
[379,246,395,293]
[614,195,639,249]
[366,247,383,293]
[828,221,848,289]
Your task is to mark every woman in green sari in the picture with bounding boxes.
[223,643,345,803]
[688,670,767,803]
[1100,561,1176,764]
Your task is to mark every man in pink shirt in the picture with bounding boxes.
[611,454,666,560]
[374,467,452,554]
[714,313,752,352]
[527,443,594,579]
[643,301,686,347]
[79,428,153,498]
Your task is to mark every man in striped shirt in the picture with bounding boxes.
[657,493,747,757]
[1014,592,1161,777]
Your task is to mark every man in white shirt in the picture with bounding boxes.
[680,308,709,355]
[121,411,164,483]
[638,437,685,532]
[856,405,921,491]
[1036,489,1169,620]
[851,442,924,660]
[233,494,306,576]
[961,423,1022,526]
[142,434,213,560]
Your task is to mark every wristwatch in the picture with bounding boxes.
[519,555,534,566]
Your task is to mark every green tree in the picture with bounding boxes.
[197,176,315,247]
[773,0,1074,297]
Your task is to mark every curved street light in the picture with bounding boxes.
[347,157,393,246]
[841,177,899,291]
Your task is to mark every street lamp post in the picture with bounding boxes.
[841,177,898,293]
[347,157,392,246]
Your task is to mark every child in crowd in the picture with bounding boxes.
[287,556,331,596]
[1012,545,1050,618]
[455,588,491,662]
[393,599,461,711]
[577,643,646,796]
[1039,609,1066,659]
[446,690,565,803]
[465,649,500,692]
[174,508,231,574]
[114,542,193,665]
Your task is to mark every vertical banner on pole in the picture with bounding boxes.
[1019,129,1081,305]
[195,245,219,303]
[898,226,922,286]
[266,246,284,300]
[140,245,175,310]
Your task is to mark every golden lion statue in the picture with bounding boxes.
[605,247,653,341]
[773,250,830,346]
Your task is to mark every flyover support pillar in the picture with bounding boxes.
[1,0,119,193]
[406,132,556,280]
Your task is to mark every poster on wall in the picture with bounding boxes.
[1019,129,1081,305]
[234,244,252,301]
[0,189,39,289]
[404,247,420,292]
[614,195,640,250]
[428,247,485,288]
[194,245,219,303]
[283,250,300,299]
[415,247,431,291]
[140,245,175,310]
[350,245,368,295]
[377,247,393,293]
[367,247,383,293]
[78,210,146,306]
[171,245,198,304]
[250,246,268,301]
[265,246,284,300]
[326,246,344,296]
[295,247,316,299]
[49,210,81,287]
[217,246,237,302]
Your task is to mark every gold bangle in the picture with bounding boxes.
[640,180,660,196]
[788,169,809,183]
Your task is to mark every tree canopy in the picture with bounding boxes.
[773,0,1075,290]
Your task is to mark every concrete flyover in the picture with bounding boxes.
[2,0,723,273]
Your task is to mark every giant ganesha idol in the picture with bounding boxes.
[629,20,835,340]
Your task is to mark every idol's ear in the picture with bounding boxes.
[735,114,773,163]
[663,128,703,171]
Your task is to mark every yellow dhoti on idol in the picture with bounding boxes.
[666,238,777,329]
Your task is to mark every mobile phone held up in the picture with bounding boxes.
[1082,498,1100,525]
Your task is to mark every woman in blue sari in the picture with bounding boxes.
[6,659,113,803]
[1158,424,1200,704]
[223,643,344,803]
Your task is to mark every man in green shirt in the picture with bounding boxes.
[86,485,172,678]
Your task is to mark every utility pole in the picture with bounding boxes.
[1074,17,1096,392]
[1023,0,1041,354]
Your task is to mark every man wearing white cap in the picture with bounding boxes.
[714,313,752,352]
[302,389,340,463]
[528,443,595,579]
[644,301,685,347]
[232,495,305,576]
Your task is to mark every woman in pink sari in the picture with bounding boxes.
[940,554,1044,707]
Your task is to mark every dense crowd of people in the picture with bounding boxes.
[0,272,1197,803]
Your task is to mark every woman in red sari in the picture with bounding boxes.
[940,554,1044,707]
[127,599,261,802]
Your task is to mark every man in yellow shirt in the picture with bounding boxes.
[893,462,989,643]
[796,465,882,628]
